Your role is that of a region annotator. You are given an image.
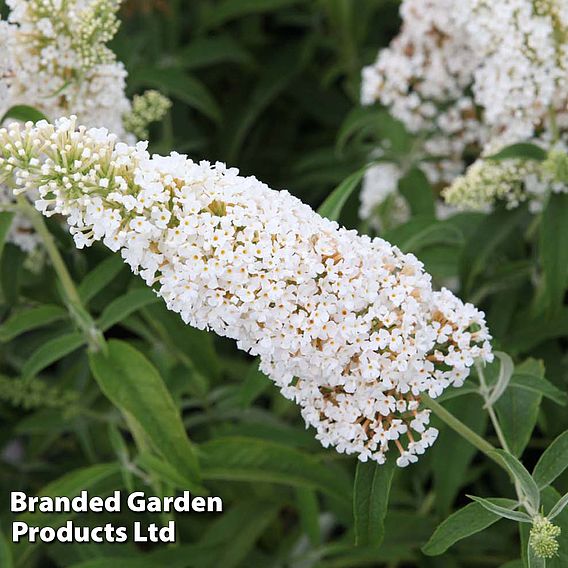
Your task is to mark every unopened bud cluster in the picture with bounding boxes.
[0,117,493,466]
[445,147,568,211]
[0,375,78,411]
[73,0,121,71]
[123,91,172,140]
[530,516,561,559]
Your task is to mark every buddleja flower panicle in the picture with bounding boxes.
[359,0,568,218]
[0,117,494,467]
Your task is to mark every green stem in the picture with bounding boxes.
[422,394,505,470]
[476,362,534,515]
[16,196,105,353]
[17,197,80,304]
[477,363,510,453]
[426,392,534,513]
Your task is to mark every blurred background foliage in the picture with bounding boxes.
[1,1,567,567]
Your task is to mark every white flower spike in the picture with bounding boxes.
[0,117,494,466]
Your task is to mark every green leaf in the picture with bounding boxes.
[107,424,134,494]
[335,107,387,155]
[239,359,270,408]
[539,192,568,313]
[509,308,568,353]
[130,68,221,124]
[0,527,13,568]
[533,431,568,489]
[78,256,125,303]
[200,0,302,29]
[509,373,567,406]
[468,496,530,523]
[422,498,517,556]
[68,545,216,568]
[469,260,533,304]
[18,463,121,530]
[549,492,568,520]
[485,352,515,406]
[12,463,121,566]
[142,303,220,383]
[137,452,200,490]
[177,36,253,69]
[317,168,365,222]
[487,143,547,161]
[353,458,396,547]
[1,105,49,124]
[0,212,14,262]
[12,463,122,564]
[22,331,86,379]
[432,394,487,515]
[89,340,201,488]
[490,450,540,511]
[0,305,67,342]
[199,437,351,501]
[296,487,321,545]
[224,41,307,162]
[461,206,528,298]
[384,216,464,255]
[97,288,159,331]
[200,500,281,568]
[398,167,435,218]
[495,359,545,457]
[1,244,24,304]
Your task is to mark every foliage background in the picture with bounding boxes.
[1,1,567,567]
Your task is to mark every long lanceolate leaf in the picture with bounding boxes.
[317,168,366,221]
[353,459,396,547]
[78,255,125,304]
[0,104,49,124]
[549,492,568,520]
[489,450,540,512]
[423,498,519,556]
[199,437,351,502]
[533,431,568,489]
[22,332,86,379]
[12,464,121,565]
[485,352,514,407]
[0,305,67,342]
[539,193,568,315]
[495,359,545,457]
[460,207,528,299]
[89,340,202,490]
[0,212,14,261]
[467,496,531,523]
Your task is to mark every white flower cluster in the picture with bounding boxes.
[360,0,568,218]
[0,117,493,466]
[0,0,128,253]
[0,0,170,253]
[360,0,488,189]
[0,0,130,136]
[464,0,568,141]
